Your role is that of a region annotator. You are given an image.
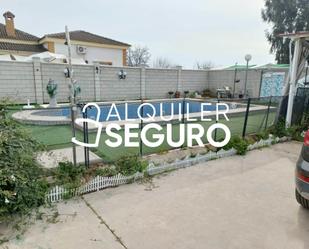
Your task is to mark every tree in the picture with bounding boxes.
[152,57,175,69]
[261,0,309,64]
[127,45,151,67]
[194,61,215,70]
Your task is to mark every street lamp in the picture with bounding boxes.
[233,62,240,98]
[244,54,252,98]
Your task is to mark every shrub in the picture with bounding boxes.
[202,89,212,97]
[189,92,196,98]
[255,131,270,140]
[268,118,308,141]
[95,166,118,177]
[223,136,249,155]
[115,155,147,176]
[0,118,48,222]
[287,125,306,141]
[0,98,12,118]
[244,136,256,145]
[53,162,86,189]
[268,118,288,138]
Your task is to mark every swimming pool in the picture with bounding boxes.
[33,100,232,122]
[13,98,252,126]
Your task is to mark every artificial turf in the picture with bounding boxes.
[20,111,276,162]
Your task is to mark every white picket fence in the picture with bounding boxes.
[46,135,288,203]
[47,172,144,202]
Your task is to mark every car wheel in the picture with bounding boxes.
[295,189,309,209]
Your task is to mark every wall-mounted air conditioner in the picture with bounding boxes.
[77,45,87,54]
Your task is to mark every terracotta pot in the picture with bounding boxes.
[175,91,181,98]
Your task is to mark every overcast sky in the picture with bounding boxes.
[1,0,274,68]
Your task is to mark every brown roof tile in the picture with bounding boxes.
[0,23,40,41]
[43,30,130,47]
[0,42,47,53]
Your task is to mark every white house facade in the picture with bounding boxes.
[52,43,124,66]
[39,31,130,66]
[0,11,130,66]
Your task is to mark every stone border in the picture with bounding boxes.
[46,135,289,203]
[12,109,70,126]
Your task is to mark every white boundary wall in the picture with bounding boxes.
[0,59,288,104]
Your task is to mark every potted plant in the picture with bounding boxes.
[46,79,58,107]
[202,89,212,97]
[168,91,174,98]
[174,91,181,98]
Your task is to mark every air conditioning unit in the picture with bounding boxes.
[76,45,87,54]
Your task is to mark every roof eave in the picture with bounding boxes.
[39,36,130,49]
[278,31,309,40]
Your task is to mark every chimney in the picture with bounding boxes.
[3,11,16,37]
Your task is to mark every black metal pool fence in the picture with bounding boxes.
[277,87,309,126]
[80,96,286,164]
[17,94,308,166]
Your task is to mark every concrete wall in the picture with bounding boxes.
[182,69,208,92]
[100,66,141,101]
[0,59,289,104]
[41,63,96,103]
[145,68,179,99]
[208,69,261,97]
[0,61,36,103]
[208,68,288,97]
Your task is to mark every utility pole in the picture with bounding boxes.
[65,26,77,166]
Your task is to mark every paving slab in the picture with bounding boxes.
[3,141,309,249]
[37,146,102,168]
[84,141,309,249]
[1,199,124,249]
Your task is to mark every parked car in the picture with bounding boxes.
[295,130,309,209]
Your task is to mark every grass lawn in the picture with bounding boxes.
[20,110,277,162]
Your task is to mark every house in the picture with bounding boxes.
[0,12,46,56]
[39,30,130,66]
[0,11,130,66]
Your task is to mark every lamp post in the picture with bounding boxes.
[244,54,252,98]
[233,62,239,98]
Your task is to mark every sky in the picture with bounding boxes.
[1,0,274,68]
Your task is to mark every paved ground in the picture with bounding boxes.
[2,141,309,249]
[36,146,102,168]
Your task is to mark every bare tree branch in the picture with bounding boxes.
[153,57,175,69]
[127,45,151,67]
[194,61,215,70]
